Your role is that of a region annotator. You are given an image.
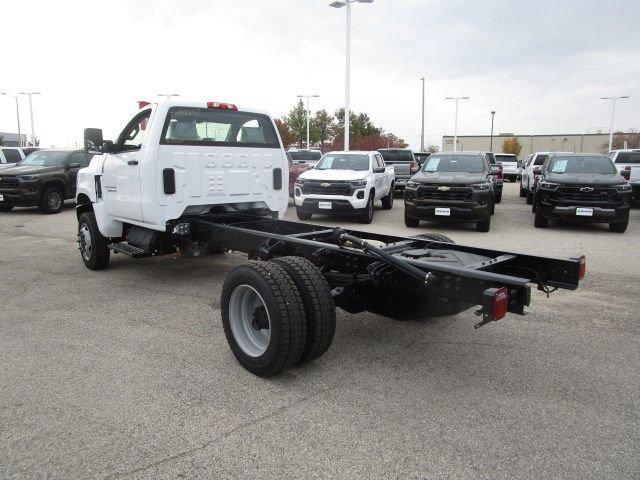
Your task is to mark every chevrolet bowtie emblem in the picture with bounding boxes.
[580,187,594,192]
[321,183,331,187]
[437,186,450,192]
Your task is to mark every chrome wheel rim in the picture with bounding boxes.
[79,223,92,261]
[48,191,62,210]
[229,284,271,357]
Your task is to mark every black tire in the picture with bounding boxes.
[221,261,306,377]
[534,207,548,228]
[519,184,526,198]
[526,190,534,205]
[0,204,14,212]
[490,197,495,215]
[411,233,455,244]
[476,214,491,232]
[78,211,110,270]
[381,186,394,210]
[272,257,336,364]
[296,208,311,221]
[360,194,374,224]
[404,212,419,227]
[609,218,628,233]
[494,192,502,204]
[40,186,65,214]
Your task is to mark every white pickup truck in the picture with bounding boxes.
[293,151,395,223]
[609,149,640,200]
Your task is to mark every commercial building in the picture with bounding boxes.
[441,133,609,158]
[0,132,27,147]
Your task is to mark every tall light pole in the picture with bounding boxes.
[19,92,41,147]
[420,77,426,152]
[330,0,374,151]
[601,95,630,151]
[1,93,22,147]
[297,94,320,150]
[445,96,469,152]
[158,93,180,100]
[489,110,496,152]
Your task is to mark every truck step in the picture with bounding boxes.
[108,242,149,258]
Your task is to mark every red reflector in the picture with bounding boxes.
[492,287,509,320]
[138,100,150,109]
[207,101,237,111]
[578,255,586,280]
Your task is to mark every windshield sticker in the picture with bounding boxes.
[424,158,440,172]
[551,160,567,173]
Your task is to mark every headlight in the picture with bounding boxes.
[539,181,559,191]
[295,177,309,185]
[351,179,367,188]
[471,183,490,190]
[20,175,39,181]
[406,180,420,188]
[615,183,632,192]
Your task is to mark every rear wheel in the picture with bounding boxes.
[221,261,307,377]
[404,212,419,227]
[519,183,526,198]
[40,186,65,214]
[494,192,502,204]
[78,211,110,270]
[476,214,491,232]
[526,190,534,205]
[381,187,394,210]
[272,257,336,364]
[296,208,312,221]
[359,194,374,224]
[609,218,628,233]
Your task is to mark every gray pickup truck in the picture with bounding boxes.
[378,149,419,191]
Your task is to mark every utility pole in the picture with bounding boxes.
[297,94,320,150]
[601,95,630,151]
[19,92,41,146]
[420,77,426,152]
[446,96,469,152]
[1,93,21,146]
[490,110,496,152]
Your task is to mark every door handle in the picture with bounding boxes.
[127,160,139,166]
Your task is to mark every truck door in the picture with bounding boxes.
[102,109,151,222]
[373,154,385,198]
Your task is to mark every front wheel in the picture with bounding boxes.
[476,214,491,232]
[534,206,548,228]
[526,190,534,205]
[296,208,312,221]
[609,218,628,233]
[40,186,65,214]
[78,211,110,270]
[359,194,374,224]
[221,261,306,377]
[0,204,13,212]
[404,212,419,227]
[494,192,502,204]
[519,184,526,198]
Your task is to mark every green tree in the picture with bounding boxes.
[312,109,334,150]
[274,118,296,148]
[502,137,522,156]
[284,100,307,148]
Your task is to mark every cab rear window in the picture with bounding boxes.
[615,152,640,164]
[161,107,280,148]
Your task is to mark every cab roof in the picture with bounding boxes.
[140,100,272,117]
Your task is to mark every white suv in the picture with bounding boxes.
[609,149,640,200]
[294,151,395,224]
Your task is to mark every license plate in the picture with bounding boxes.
[318,201,332,210]
[576,207,593,217]
[0,194,3,202]
[435,207,450,216]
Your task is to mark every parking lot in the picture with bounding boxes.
[1,182,638,479]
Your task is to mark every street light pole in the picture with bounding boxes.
[1,93,22,147]
[420,77,426,152]
[158,93,180,100]
[490,110,496,152]
[19,92,41,147]
[601,96,630,151]
[297,94,320,150]
[446,96,469,152]
[330,0,374,151]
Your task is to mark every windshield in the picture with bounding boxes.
[19,151,69,167]
[422,155,485,173]
[315,154,370,171]
[289,151,322,161]
[495,154,517,163]
[547,156,616,174]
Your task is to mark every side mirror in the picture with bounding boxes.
[103,140,116,154]
[84,128,104,155]
[620,169,631,181]
[373,166,385,173]
[489,165,501,175]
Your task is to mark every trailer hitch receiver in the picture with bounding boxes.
[474,287,509,329]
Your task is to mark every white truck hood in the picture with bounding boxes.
[299,169,369,182]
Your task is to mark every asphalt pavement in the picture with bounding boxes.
[0,183,638,479]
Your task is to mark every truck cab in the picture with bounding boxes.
[608,149,640,200]
[77,101,288,242]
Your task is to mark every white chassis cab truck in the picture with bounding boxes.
[76,100,586,377]
[293,150,395,224]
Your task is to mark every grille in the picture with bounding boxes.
[0,177,19,188]
[553,185,618,202]
[303,181,353,196]
[417,185,473,201]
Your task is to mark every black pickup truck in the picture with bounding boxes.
[533,153,633,232]
[404,151,501,232]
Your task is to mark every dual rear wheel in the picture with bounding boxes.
[221,257,336,377]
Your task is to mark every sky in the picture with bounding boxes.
[1,0,638,150]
